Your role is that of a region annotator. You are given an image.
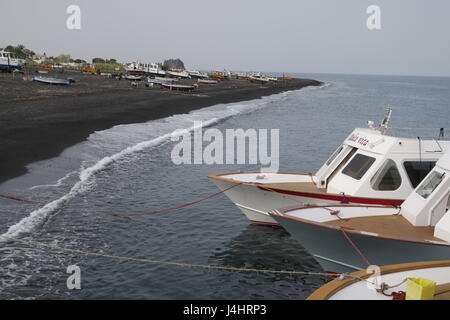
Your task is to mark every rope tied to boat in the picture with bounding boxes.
[0,182,243,217]
[340,229,372,267]
[107,182,243,217]
[0,233,361,280]
[0,194,42,204]
[377,278,410,300]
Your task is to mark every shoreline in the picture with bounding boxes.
[0,71,322,184]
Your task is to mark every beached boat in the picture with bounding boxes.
[33,76,71,85]
[270,151,450,272]
[188,70,208,79]
[308,260,450,300]
[161,83,197,92]
[208,109,450,224]
[0,50,25,70]
[166,70,191,79]
[249,73,270,83]
[36,69,49,74]
[147,63,166,77]
[125,75,143,81]
[197,78,219,85]
[147,77,177,85]
[125,62,166,77]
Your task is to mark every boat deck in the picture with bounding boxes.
[325,214,440,242]
[307,260,450,300]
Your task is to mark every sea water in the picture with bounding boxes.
[0,73,449,299]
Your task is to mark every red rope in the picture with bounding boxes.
[108,182,242,217]
[0,194,41,204]
[341,229,371,267]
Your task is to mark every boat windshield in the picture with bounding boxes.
[325,145,344,166]
[404,161,436,188]
[342,153,376,180]
[416,171,445,199]
[370,159,402,191]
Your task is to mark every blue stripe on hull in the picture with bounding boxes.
[0,63,22,69]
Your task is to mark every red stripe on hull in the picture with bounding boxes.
[250,220,279,225]
[257,186,404,206]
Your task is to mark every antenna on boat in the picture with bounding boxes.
[379,105,392,134]
[367,105,392,134]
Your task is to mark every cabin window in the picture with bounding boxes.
[342,153,376,180]
[404,161,436,188]
[325,145,344,166]
[370,159,402,191]
[416,171,445,199]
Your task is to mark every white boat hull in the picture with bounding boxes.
[210,175,334,224]
[209,172,405,225]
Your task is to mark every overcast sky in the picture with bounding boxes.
[1,0,449,76]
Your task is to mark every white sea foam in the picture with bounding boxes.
[1,87,323,239]
[29,171,77,190]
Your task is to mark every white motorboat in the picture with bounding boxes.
[125,62,166,77]
[166,70,191,79]
[0,50,25,70]
[125,75,143,81]
[161,83,197,92]
[249,73,270,83]
[188,70,208,79]
[147,77,177,85]
[308,260,450,300]
[33,76,71,85]
[270,151,450,272]
[208,109,450,224]
[197,78,219,84]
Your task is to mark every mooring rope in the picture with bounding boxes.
[0,234,353,279]
[340,230,372,267]
[0,183,243,217]
[107,182,242,217]
[0,194,42,204]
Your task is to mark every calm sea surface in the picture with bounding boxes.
[0,73,449,299]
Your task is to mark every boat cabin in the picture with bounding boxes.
[399,152,450,241]
[0,50,25,69]
[315,128,450,201]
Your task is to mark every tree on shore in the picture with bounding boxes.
[92,57,105,63]
[4,44,35,59]
[55,54,71,64]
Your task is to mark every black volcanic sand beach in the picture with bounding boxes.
[0,69,322,183]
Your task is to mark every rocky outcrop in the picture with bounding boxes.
[163,58,185,70]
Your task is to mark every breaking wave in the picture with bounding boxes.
[1,86,324,239]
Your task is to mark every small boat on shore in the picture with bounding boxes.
[248,72,270,83]
[308,260,450,300]
[36,69,49,74]
[0,50,25,70]
[161,83,197,92]
[166,70,191,79]
[125,75,143,81]
[188,70,208,79]
[197,78,219,85]
[125,62,167,77]
[33,76,71,85]
[208,108,450,224]
[270,151,450,272]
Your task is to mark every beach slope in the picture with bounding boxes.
[0,71,322,183]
